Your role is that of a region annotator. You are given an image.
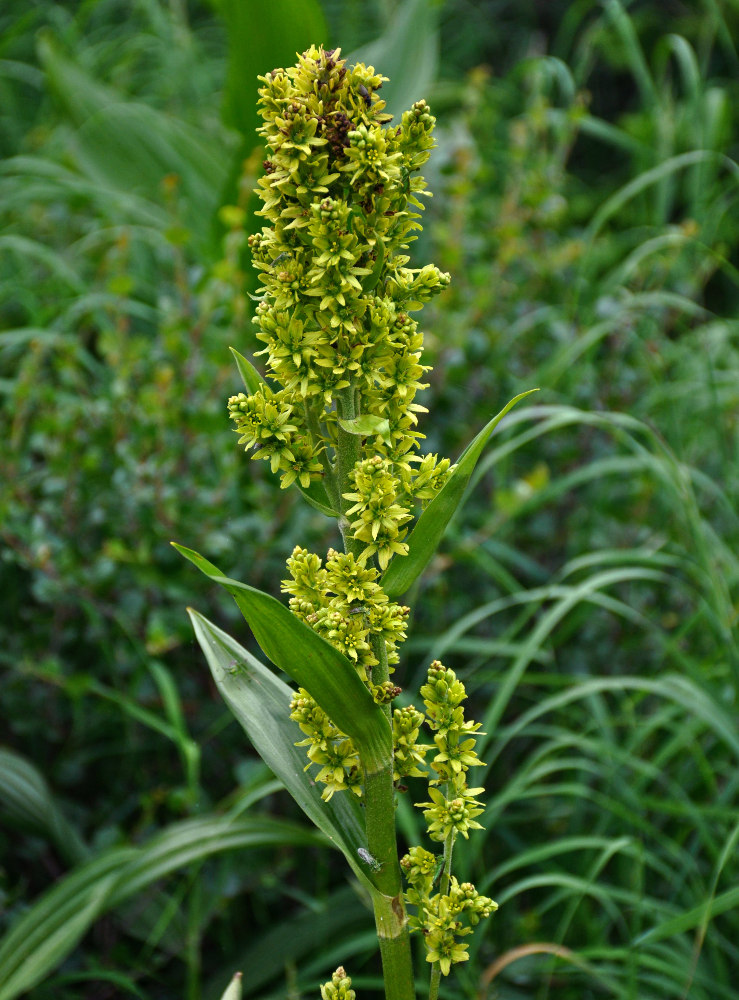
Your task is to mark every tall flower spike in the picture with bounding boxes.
[229,45,453,567]
[237,46,457,801]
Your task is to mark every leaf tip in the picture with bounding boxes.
[171,541,198,561]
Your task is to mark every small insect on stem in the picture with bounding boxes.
[272,251,291,265]
[348,605,368,616]
[358,847,384,872]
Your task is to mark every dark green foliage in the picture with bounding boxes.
[1,1,738,998]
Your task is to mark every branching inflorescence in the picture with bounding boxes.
[226,45,496,992]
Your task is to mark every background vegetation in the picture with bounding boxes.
[1,1,738,998]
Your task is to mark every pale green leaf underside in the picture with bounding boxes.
[187,609,376,893]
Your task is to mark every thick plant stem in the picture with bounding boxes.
[336,384,415,998]
[364,762,416,1000]
[371,633,392,725]
[304,400,339,511]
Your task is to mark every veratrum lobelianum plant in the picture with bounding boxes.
[177,45,534,1000]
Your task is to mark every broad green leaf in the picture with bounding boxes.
[293,477,338,518]
[348,0,440,120]
[381,390,538,598]
[0,815,324,1000]
[338,414,390,437]
[187,610,376,893]
[297,479,338,517]
[173,545,391,772]
[228,347,338,517]
[214,0,327,144]
[0,749,87,866]
[230,346,263,394]
[37,32,229,250]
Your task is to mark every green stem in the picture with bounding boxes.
[371,632,392,725]
[428,956,441,1000]
[304,400,339,511]
[363,762,416,1000]
[335,383,415,999]
[336,387,362,557]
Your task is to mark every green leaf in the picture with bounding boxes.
[173,545,391,773]
[0,847,137,1000]
[381,390,539,598]
[205,885,366,998]
[106,814,325,907]
[295,479,338,518]
[348,0,440,120]
[37,32,228,251]
[229,347,264,394]
[337,414,390,437]
[634,885,739,947]
[363,238,385,290]
[187,610,376,893]
[0,815,324,1000]
[214,0,327,144]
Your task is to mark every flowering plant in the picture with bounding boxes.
[177,45,533,1000]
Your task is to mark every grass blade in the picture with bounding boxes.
[0,749,88,866]
[0,815,326,1000]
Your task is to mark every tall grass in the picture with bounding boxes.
[414,4,739,994]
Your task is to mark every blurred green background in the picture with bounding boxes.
[1,1,738,998]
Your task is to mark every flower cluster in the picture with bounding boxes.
[228,45,453,564]
[284,545,409,799]
[402,847,497,975]
[289,688,362,801]
[392,704,430,784]
[319,967,355,1000]
[283,545,409,677]
[400,661,496,976]
[418,660,486,841]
